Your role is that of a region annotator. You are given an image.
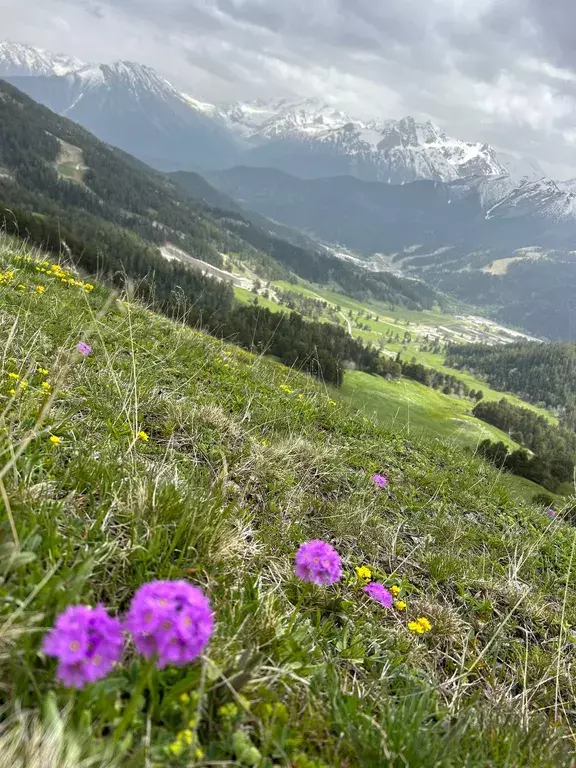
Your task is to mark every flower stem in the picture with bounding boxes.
[114,660,152,742]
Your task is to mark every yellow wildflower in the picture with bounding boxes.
[417,617,432,632]
[177,730,193,745]
[355,565,372,582]
[395,600,407,611]
[19,380,27,390]
[49,435,61,446]
[17,284,26,291]
[179,693,191,705]
[408,617,432,634]
[408,621,425,635]
[391,585,401,596]
[8,373,20,380]
[218,702,239,719]
[328,398,337,407]
[41,381,51,392]
[38,367,49,376]
[35,285,45,294]
[168,741,184,757]
[137,430,149,442]
[280,384,293,394]
[8,388,16,396]
[84,283,94,292]
[194,748,204,760]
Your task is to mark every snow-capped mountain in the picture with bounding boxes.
[0,41,83,77]
[0,40,561,191]
[217,101,508,183]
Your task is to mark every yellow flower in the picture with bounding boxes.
[328,398,337,407]
[49,435,61,446]
[41,381,51,392]
[137,430,149,442]
[297,393,304,401]
[83,283,94,292]
[179,693,191,705]
[417,617,432,632]
[8,373,20,380]
[408,617,432,634]
[177,730,193,745]
[35,285,45,294]
[194,748,204,760]
[355,565,372,582]
[280,384,293,394]
[38,368,49,376]
[19,380,27,390]
[218,702,239,719]
[168,741,184,757]
[391,585,401,596]
[395,600,407,611]
[17,284,26,291]
[8,388,16,396]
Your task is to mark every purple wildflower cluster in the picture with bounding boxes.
[372,474,388,489]
[43,580,214,689]
[295,540,342,585]
[362,583,393,607]
[42,605,123,689]
[44,475,392,689]
[76,341,92,356]
[126,581,214,669]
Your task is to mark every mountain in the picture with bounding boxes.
[206,165,576,340]
[0,41,513,185]
[0,79,438,312]
[219,100,508,183]
[207,166,576,253]
[5,60,240,172]
[0,40,83,77]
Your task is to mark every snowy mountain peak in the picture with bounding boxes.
[71,60,179,100]
[0,40,83,77]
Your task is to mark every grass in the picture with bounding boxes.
[338,372,556,504]
[255,281,557,424]
[2,238,576,766]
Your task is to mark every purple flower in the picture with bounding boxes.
[77,341,92,356]
[42,604,123,688]
[372,474,388,489]
[546,507,557,518]
[363,583,393,607]
[294,540,342,585]
[125,581,214,669]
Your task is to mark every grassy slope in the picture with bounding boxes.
[2,240,576,767]
[339,372,552,503]
[251,281,556,422]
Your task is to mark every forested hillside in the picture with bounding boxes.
[0,79,438,312]
[473,398,576,491]
[446,341,576,419]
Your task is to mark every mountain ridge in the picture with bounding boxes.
[0,40,541,185]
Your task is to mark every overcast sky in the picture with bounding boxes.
[3,0,576,177]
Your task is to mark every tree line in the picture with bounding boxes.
[446,340,576,421]
[0,202,381,386]
[473,398,576,491]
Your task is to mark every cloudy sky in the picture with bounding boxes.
[3,0,576,177]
